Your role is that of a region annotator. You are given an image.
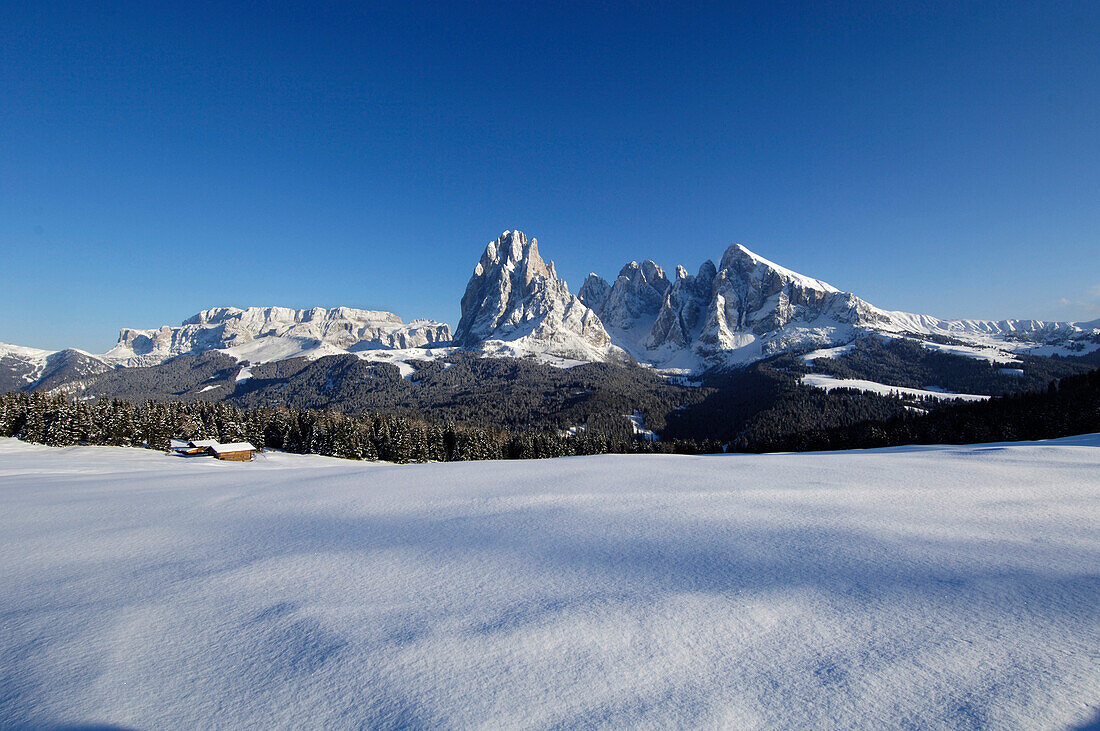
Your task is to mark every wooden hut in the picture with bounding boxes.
[208,442,256,461]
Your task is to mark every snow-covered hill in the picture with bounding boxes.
[0,343,113,395]
[0,342,56,390]
[2,435,1097,728]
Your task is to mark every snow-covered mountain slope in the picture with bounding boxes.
[0,342,58,393]
[454,231,626,363]
[103,306,452,367]
[32,348,114,391]
[3,306,453,393]
[0,343,113,394]
[801,373,989,402]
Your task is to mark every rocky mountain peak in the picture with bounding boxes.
[578,273,612,314]
[719,243,838,295]
[646,261,717,353]
[641,260,667,288]
[10,232,1099,389]
[697,260,718,287]
[615,260,669,291]
[454,231,617,361]
[477,230,552,285]
[593,259,672,334]
[459,237,1099,370]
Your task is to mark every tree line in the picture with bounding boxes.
[2,366,1095,461]
[735,367,1100,453]
[0,391,718,463]
[808,336,1093,396]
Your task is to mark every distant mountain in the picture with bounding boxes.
[105,306,452,367]
[0,344,113,395]
[0,306,453,393]
[578,260,671,359]
[3,229,1099,404]
[569,239,1100,370]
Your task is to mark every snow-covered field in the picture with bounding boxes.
[1,437,1098,729]
[802,373,990,402]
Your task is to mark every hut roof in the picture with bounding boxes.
[209,442,256,454]
[189,439,220,448]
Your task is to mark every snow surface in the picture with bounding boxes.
[2,437,1098,728]
[352,345,457,377]
[726,243,841,294]
[474,340,594,368]
[208,442,256,454]
[919,339,1021,364]
[220,336,349,364]
[219,340,458,380]
[0,341,54,360]
[801,343,857,363]
[627,411,658,441]
[1024,341,1100,358]
[802,373,990,402]
[223,338,452,378]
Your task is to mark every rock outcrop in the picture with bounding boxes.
[579,261,670,353]
[647,261,716,351]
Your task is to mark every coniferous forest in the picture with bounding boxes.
[0,390,717,462]
[2,365,1097,461]
[735,367,1100,453]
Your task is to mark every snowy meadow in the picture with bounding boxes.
[1,436,1098,729]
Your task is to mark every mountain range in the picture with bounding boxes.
[456,231,1098,371]
[2,229,1098,398]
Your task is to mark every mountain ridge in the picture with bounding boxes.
[566,238,1099,370]
[3,230,1099,396]
[105,305,452,367]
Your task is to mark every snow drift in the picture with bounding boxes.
[1,436,1097,728]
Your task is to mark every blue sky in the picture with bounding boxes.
[2,1,1097,351]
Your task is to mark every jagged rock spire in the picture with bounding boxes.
[577,273,611,314]
[454,231,617,360]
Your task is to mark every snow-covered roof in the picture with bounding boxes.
[209,442,256,454]
[189,439,220,448]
